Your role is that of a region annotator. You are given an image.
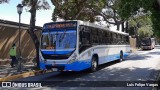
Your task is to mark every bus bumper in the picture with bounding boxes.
[39,60,91,71]
[141,46,151,50]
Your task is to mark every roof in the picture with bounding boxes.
[0,19,42,30]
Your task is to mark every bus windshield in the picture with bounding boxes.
[41,30,77,50]
[141,38,151,46]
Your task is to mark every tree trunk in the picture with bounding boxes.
[121,22,124,32]
[28,0,40,69]
[126,21,129,33]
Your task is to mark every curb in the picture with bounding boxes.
[0,70,44,82]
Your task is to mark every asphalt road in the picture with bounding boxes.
[2,46,160,90]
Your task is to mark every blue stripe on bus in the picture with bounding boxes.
[97,53,130,64]
[39,62,46,70]
[65,60,91,71]
[42,51,73,55]
[39,52,130,71]
[124,53,130,58]
[64,52,130,71]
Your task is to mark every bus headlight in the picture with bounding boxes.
[67,53,77,64]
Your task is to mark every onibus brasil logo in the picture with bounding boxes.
[1,82,42,88]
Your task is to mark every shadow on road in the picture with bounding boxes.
[16,60,159,81]
[147,51,160,55]
[15,60,121,82]
[32,67,159,89]
[42,67,159,88]
[155,46,160,49]
[12,59,159,90]
[41,60,119,80]
[13,48,160,89]
[125,53,151,61]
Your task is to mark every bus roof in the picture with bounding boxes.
[43,20,129,36]
[78,20,129,36]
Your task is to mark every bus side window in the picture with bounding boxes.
[79,26,91,53]
[112,33,114,44]
[119,34,122,44]
[126,36,129,44]
[80,26,91,45]
[83,32,90,44]
[79,26,85,46]
[102,31,105,44]
[92,29,97,44]
[107,32,110,44]
[117,34,121,44]
[79,30,83,45]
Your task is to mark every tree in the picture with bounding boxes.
[22,0,50,69]
[100,0,125,30]
[51,0,127,31]
[151,0,160,37]
[114,0,154,20]
[1,0,50,69]
[128,15,153,36]
[138,26,153,38]
[51,0,106,22]
[114,0,160,37]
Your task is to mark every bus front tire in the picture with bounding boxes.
[90,56,98,72]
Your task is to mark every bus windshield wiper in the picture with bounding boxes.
[53,32,59,51]
[59,30,67,47]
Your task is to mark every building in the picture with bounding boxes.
[0,19,42,59]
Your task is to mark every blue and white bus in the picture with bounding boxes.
[39,20,131,72]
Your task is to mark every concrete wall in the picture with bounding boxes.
[0,25,41,59]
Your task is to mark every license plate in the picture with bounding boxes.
[52,68,58,71]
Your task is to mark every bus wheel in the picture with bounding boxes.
[119,51,123,62]
[90,56,98,72]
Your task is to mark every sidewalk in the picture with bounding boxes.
[0,62,34,78]
[0,61,44,82]
[0,57,34,66]
[0,58,36,77]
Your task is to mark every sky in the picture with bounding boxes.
[0,0,55,27]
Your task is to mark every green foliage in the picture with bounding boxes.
[115,0,160,37]
[128,19,137,27]
[129,15,152,27]
[151,9,160,37]
[114,0,155,20]
[138,26,153,38]
[137,16,152,27]
[51,0,106,22]
[22,0,50,10]
[128,15,153,37]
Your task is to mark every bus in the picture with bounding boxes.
[39,20,131,72]
[141,37,155,50]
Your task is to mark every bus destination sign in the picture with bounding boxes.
[44,21,77,29]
